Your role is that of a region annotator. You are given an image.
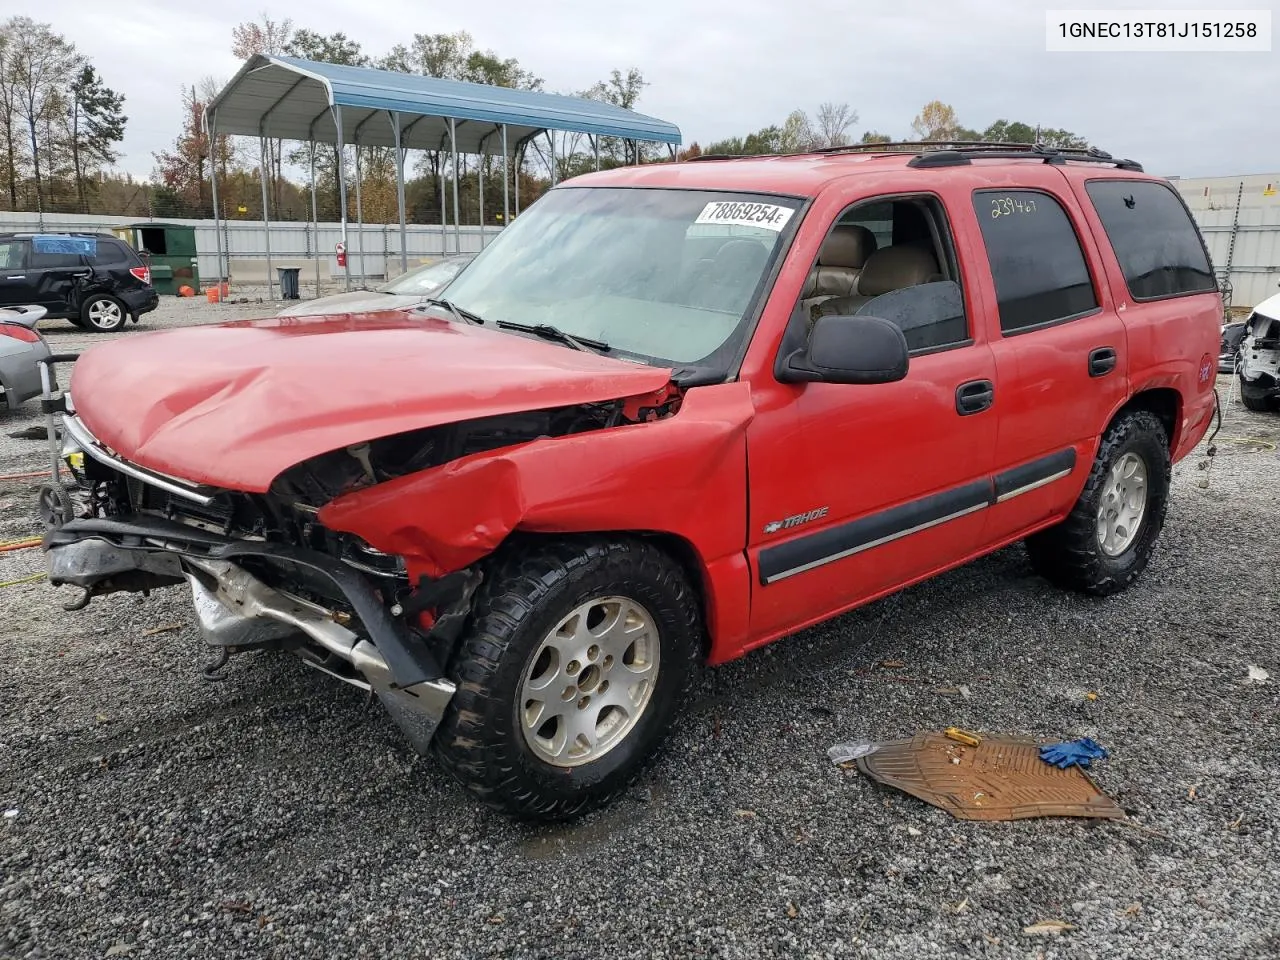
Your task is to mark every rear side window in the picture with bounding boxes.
[0,240,24,269]
[30,235,95,269]
[973,189,1098,334]
[30,249,82,268]
[93,241,129,265]
[1085,180,1215,300]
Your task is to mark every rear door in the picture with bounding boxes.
[28,237,89,316]
[961,168,1129,543]
[0,238,37,309]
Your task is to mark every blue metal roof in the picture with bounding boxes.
[206,55,681,152]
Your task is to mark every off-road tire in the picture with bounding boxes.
[1238,375,1274,412]
[80,295,128,332]
[434,536,701,821]
[1025,411,1170,596]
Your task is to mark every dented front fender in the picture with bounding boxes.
[317,381,757,651]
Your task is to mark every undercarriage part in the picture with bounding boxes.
[44,515,447,689]
[183,557,456,752]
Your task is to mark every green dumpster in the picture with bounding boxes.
[113,223,200,295]
[148,264,175,291]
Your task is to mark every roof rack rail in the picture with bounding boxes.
[811,140,1143,172]
[687,153,750,162]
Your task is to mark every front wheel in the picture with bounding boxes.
[434,537,701,821]
[80,295,128,332]
[1025,411,1171,596]
[1238,375,1275,412]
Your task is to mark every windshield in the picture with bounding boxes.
[378,256,472,295]
[440,187,802,367]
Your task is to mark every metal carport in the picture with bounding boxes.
[204,55,683,296]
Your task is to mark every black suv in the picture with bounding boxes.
[0,232,159,332]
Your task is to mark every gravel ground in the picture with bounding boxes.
[1,301,1277,959]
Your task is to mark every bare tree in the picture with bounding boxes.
[6,17,73,212]
[231,13,293,59]
[231,15,294,212]
[812,102,857,149]
[0,28,21,207]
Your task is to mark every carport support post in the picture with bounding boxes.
[259,132,274,300]
[547,130,557,186]
[449,118,461,255]
[478,145,485,248]
[438,153,448,256]
[391,111,407,274]
[333,106,351,291]
[309,141,321,297]
[501,124,510,231]
[354,142,365,285]
[207,109,224,287]
[593,135,600,172]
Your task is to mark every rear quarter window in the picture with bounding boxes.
[92,241,130,265]
[1085,180,1216,301]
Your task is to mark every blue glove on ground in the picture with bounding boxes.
[1039,737,1109,769]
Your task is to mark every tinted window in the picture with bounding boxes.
[93,241,129,265]
[30,249,82,269]
[1085,180,1215,300]
[974,190,1098,334]
[0,240,24,270]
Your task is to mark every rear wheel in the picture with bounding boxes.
[1025,411,1170,596]
[434,536,701,821]
[80,295,127,332]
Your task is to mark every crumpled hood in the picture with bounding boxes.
[70,311,671,492]
[1252,291,1280,323]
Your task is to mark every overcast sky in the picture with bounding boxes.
[37,0,1279,180]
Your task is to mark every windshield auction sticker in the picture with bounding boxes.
[695,201,795,231]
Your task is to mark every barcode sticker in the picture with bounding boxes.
[694,201,794,231]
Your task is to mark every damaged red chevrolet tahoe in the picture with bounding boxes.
[43,145,1221,819]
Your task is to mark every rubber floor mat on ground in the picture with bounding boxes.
[855,732,1125,821]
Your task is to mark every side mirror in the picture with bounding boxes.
[779,314,909,385]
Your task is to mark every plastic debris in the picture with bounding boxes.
[945,727,982,747]
[827,741,880,764]
[2,809,17,819]
[1245,665,1270,684]
[1039,737,1109,769]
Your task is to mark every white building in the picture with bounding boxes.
[1171,173,1280,310]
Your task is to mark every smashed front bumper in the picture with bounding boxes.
[44,515,458,753]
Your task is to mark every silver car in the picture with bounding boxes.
[0,305,52,410]
[277,255,474,318]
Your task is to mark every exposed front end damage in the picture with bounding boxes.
[42,379,715,754]
[44,508,470,752]
[1238,303,1280,410]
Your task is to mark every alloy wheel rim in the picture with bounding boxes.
[88,300,122,328]
[1097,451,1148,557]
[518,596,660,768]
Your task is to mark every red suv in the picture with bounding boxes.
[43,143,1221,820]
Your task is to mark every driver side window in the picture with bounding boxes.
[798,195,971,354]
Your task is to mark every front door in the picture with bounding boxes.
[744,190,1000,643]
[0,239,37,310]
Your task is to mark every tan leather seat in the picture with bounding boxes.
[813,244,941,320]
[800,225,877,316]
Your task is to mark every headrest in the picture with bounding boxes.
[857,245,940,297]
[818,225,877,269]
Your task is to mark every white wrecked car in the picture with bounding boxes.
[1237,289,1280,412]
